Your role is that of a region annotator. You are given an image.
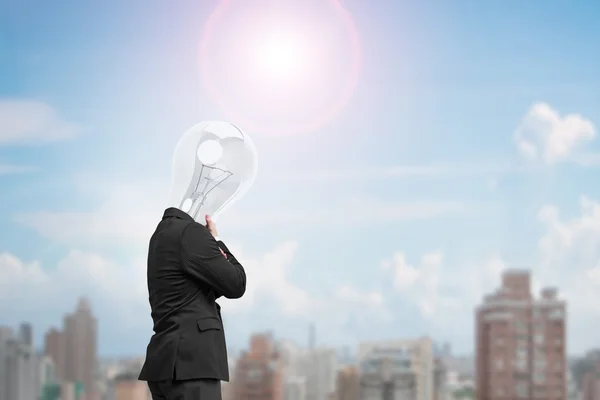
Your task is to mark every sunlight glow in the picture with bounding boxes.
[200,0,361,135]
[255,33,310,82]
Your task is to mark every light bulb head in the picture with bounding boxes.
[167,121,258,223]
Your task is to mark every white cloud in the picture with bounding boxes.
[382,250,461,318]
[0,250,146,321]
[0,243,302,334]
[330,284,392,324]
[536,196,600,322]
[0,99,79,145]
[0,242,312,326]
[515,102,596,164]
[538,196,600,265]
[218,241,312,316]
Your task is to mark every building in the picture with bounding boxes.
[3,332,39,400]
[113,372,151,400]
[232,333,284,400]
[19,323,33,347]
[0,325,38,400]
[475,270,567,399]
[44,327,66,381]
[278,340,306,400]
[358,337,435,400]
[36,355,57,400]
[582,361,600,400]
[0,327,13,400]
[278,339,338,400]
[63,297,98,397]
[432,357,447,400]
[279,339,305,378]
[285,376,307,400]
[336,366,360,400]
[60,381,85,400]
[303,348,338,400]
[222,354,240,400]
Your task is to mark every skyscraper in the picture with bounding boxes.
[19,323,33,347]
[63,297,98,397]
[0,327,14,400]
[36,355,57,400]
[475,269,567,400]
[3,328,37,400]
[335,366,360,400]
[303,348,338,400]
[44,327,66,381]
[232,333,284,400]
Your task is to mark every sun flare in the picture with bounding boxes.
[200,0,361,135]
[255,34,309,81]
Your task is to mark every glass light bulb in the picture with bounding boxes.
[167,121,258,222]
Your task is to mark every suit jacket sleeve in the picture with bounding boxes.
[180,222,246,299]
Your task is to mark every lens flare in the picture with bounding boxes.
[255,34,309,82]
[200,0,361,136]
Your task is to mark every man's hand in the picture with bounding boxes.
[205,214,218,238]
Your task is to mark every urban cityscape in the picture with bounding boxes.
[1,269,599,400]
[3,0,600,399]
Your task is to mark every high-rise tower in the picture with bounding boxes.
[475,270,566,400]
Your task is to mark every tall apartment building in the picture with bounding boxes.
[43,298,98,397]
[303,348,338,400]
[19,323,33,347]
[0,327,13,400]
[64,297,98,396]
[432,357,448,400]
[278,340,307,400]
[358,336,435,400]
[37,355,57,400]
[0,325,38,400]
[336,366,360,400]
[232,333,284,400]
[278,339,338,400]
[475,270,566,400]
[44,327,66,381]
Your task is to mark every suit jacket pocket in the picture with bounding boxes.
[174,316,227,380]
[197,316,222,332]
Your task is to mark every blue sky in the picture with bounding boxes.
[1,0,600,357]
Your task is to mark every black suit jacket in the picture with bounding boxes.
[138,208,246,382]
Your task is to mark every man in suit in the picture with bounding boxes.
[138,207,246,400]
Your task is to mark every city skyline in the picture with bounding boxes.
[3,270,599,399]
[2,0,600,358]
[0,297,97,400]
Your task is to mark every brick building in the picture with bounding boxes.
[335,366,360,400]
[475,270,566,400]
[231,333,284,400]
